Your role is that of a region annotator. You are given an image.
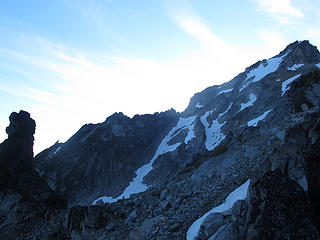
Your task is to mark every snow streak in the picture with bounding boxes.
[92,116,197,204]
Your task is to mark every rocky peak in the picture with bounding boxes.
[6,110,36,139]
[281,40,320,67]
[0,110,36,170]
[104,112,129,125]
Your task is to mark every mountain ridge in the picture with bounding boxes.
[1,40,320,239]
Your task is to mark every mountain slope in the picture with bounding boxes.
[30,40,320,239]
[34,109,179,206]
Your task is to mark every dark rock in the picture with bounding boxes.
[168,223,181,232]
[208,223,237,240]
[304,137,320,231]
[65,206,87,232]
[85,206,108,229]
[245,169,320,240]
[201,212,226,237]
[0,110,66,208]
[0,110,35,170]
[65,205,108,232]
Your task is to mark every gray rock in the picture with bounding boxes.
[245,169,320,240]
[127,210,138,223]
[208,223,237,240]
[168,223,181,232]
[201,212,226,237]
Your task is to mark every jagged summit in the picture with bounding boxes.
[184,40,320,116]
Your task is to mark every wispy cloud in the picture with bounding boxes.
[0,32,243,153]
[0,0,309,154]
[253,0,304,24]
[258,30,288,51]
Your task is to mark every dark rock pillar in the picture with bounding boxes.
[0,110,36,170]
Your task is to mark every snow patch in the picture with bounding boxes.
[247,110,272,127]
[53,146,61,154]
[288,63,304,71]
[281,74,301,96]
[218,88,233,96]
[239,93,257,112]
[195,102,203,108]
[92,116,197,205]
[186,179,250,240]
[316,63,320,69]
[200,103,232,151]
[240,51,290,92]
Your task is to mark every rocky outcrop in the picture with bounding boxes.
[0,111,67,239]
[0,110,65,207]
[0,110,35,170]
[244,169,319,240]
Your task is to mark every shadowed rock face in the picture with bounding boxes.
[0,110,35,170]
[245,169,320,240]
[34,109,180,206]
[304,137,320,231]
[0,110,65,207]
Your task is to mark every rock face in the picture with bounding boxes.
[0,111,68,239]
[0,110,65,206]
[0,110,35,170]
[304,136,320,231]
[245,169,319,240]
[34,109,179,206]
[4,40,320,239]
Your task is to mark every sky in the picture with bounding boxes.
[0,0,319,154]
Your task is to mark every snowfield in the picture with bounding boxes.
[186,179,250,240]
[240,50,291,92]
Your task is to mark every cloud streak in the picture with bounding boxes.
[253,0,304,24]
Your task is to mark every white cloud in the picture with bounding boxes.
[253,0,304,24]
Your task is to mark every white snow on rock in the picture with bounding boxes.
[247,110,272,127]
[239,93,257,112]
[288,63,304,71]
[316,63,320,69]
[92,116,197,205]
[186,179,250,240]
[218,88,233,96]
[53,146,61,154]
[240,51,291,92]
[281,74,301,96]
[200,103,232,151]
[195,102,203,108]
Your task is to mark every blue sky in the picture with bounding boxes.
[0,0,319,153]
